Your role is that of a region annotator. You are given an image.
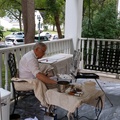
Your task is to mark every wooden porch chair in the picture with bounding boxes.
[7,52,34,114]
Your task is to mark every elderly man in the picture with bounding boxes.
[19,42,57,107]
[19,42,57,84]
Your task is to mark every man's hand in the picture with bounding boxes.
[36,72,57,84]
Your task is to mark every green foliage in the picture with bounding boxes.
[0,31,3,38]
[0,25,4,38]
[44,25,48,31]
[43,0,65,25]
[82,0,120,39]
[0,0,22,30]
[35,0,46,8]
[3,31,11,37]
[8,28,20,32]
[0,26,4,31]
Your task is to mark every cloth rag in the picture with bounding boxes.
[12,78,48,107]
[45,82,105,113]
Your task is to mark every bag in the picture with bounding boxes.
[44,112,57,120]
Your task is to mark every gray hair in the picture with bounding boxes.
[33,42,47,50]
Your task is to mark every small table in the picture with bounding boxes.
[73,72,113,106]
[45,85,104,120]
[38,53,73,74]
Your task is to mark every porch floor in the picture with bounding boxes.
[10,76,120,120]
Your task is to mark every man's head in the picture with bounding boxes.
[33,42,47,59]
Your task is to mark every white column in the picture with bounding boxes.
[65,0,83,50]
[118,0,120,18]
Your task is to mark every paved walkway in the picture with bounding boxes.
[10,76,120,120]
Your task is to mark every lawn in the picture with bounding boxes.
[2,31,11,41]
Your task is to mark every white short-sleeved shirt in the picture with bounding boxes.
[19,50,40,79]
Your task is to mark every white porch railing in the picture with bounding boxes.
[1,37,120,93]
[0,38,74,91]
[78,38,120,78]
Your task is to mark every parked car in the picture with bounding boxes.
[52,34,64,40]
[5,32,24,46]
[40,32,52,39]
[35,34,49,42]
[0,42,8,48]
[53,34,58,40]
[5,31,24,40]
[5,37,24,46]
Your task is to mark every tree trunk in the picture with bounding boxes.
[19,11,22,31]
[53,25,55,31]
[21,0,35,44]
[54,15,62,38]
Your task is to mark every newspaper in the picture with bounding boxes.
[38,54,66,64]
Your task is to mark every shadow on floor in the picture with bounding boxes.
[10,95,68,120]
[9,95,104,120]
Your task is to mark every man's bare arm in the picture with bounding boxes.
[36,72,57,84]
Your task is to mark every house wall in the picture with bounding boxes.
[0,18,12,30]
[35,10,44,32]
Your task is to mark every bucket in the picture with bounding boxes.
[57,81,70,93]
[10,114,20,120]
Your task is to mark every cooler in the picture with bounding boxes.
[0,88,11,120]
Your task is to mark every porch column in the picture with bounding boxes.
[65,0,83,50]
[118,0,120,18]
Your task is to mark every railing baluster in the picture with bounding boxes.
[4,52,9,90]
[86,39,90,65]
[0,53,2,87]
[80,38,120,79]
[81,39,84,69]
[91,40,94,65]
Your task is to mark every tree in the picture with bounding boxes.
[93,0,120,39]
[35,0,65,38]
[0,0,65,39]
[6,9,22,31]
[0,0,35,43]
[0,0,23,31]
[44,0,65,38]
[21,0,35,43]
[82,0,120,39]
[0,25,3,38]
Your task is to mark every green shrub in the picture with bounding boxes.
[8,28,20,32]
[44,26,48,31]
[0,30,3,39]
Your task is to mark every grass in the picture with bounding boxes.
[1,31,12,41]
[3,31,11,37]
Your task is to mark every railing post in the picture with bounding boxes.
[86,39,90,65]
[91,40,94,64]
[80,39,84,69]
[4,52,9,90]
[0,53,2,87]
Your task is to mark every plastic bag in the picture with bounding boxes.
[24,116,38,120]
